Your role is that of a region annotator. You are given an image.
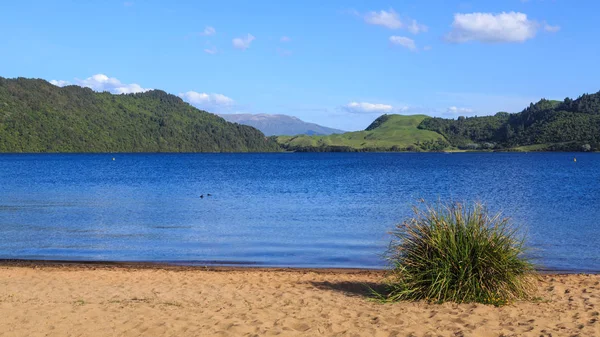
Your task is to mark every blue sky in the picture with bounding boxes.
[1,0,599,131]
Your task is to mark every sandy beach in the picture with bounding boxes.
[0,263,598,337]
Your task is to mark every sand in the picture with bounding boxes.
[0,263,598,337]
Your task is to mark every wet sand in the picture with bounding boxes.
[0,262,598,337]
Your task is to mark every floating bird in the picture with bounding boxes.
[207,194,212,197]
[200,194,204,199]
[112,157,115,161]
[574,157,577,163]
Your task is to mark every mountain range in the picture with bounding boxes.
[0,76,598,153]
[218,113,344,136]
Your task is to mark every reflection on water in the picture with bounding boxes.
[0,153,599,271]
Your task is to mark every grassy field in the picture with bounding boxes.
[513,144,552,152]
[277,114,445,151]
[513,142,587,152]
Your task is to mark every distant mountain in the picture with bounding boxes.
[218,113,345,136]
[0,77,280,152]
[276,114,447,152]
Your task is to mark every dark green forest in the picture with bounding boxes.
[0,77,280,152]
[418,92,600,151]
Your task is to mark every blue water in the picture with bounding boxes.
[0,153,598,272]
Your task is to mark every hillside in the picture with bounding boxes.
[276,114,448,152]
[218,113,345,136]
[277,90,600,153]
[0,77,280,152]
[419,92,600,151]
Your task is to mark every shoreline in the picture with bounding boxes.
[1,258,598,275]
[0,151,599,155]
[0,259,383,274]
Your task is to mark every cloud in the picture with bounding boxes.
[407,19,428,34]
[423,45,432,51]
[232,34,255,50]
[389,36,417,51]
[364,9,403,29]
[544,23,560,33]
[445,12,542,43]
[200,26,216,36]
[50,79,71,87]
[123,2,133,7]
[447,106,474,114]
[49,74,235,113]
[178,91,234,111]
[362,9,427,34]
[280,36,291,42]
[75,74,151,94]
[343,102,408,114]
[51,74,150,94]
[204,46,218,54]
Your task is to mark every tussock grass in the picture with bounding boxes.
[378,201,535,306]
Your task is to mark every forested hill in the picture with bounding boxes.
[0,77,280,152]
[418,92,600,151]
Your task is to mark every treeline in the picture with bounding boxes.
[0,77,280,152]
[419,92,600,151]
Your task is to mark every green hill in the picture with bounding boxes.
[277,114,448,152]
[419,92,600,151]
[278,90,600,153]
[3,75,597,153]
[0,77,280,152]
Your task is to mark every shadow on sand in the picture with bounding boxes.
[309,281,390,299]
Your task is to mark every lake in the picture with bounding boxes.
[0,153,598,272]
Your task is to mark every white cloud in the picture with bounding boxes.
[423,45,432,51]
[49,74,236,113]
[343,102,408,114]
[75,74,151,94]
[232,34,255,50]
[389,36,417,51]
[362,9,427,34]
[123,2,133,7]
[544,23,560,33]
[204,46,218,54]
[447,106,474,114]
[200,26,216,36]
[407,19,428,34]
[50,79,71,87]
[49,74,151,94]
[364,9,402,29]
[178,91,234,111]
[280,36,291,42]
[446,12,540,43]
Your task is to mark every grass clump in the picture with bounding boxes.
[379,201,535,305]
